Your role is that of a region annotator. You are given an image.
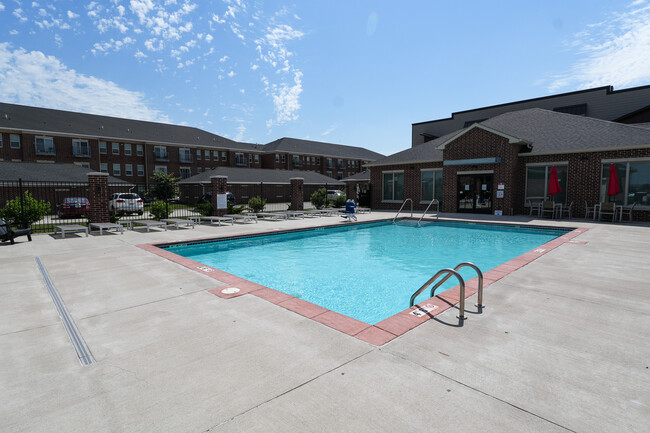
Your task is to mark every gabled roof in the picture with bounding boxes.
[263,137,384,160]
[178,166,345,185]
[341,170,370,182]
[370,108,650,167]
[0,161,127,183]
[0,102,260,152]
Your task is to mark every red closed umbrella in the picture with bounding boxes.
[548,166,562,197]
[607,164,621,198]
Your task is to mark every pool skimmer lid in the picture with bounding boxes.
[221,287,240,295]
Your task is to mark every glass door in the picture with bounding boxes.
[457,174,493,213]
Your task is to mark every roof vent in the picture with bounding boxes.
[3,114,9,120]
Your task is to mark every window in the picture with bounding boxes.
[0,134,3,148]
[180,167,191,179]
[221,151,227,161]
[154,146,168,161]
[125,164,133,176]
[10,134,20,149]
[421,169,443,204]
[100,163,108,173]
[254,154,259,164]
[113,163,121,176]
[155,166,167,174]
[292,155,301,167]
[235,153,246,166]
[137,164,144,176]
[197,149,202,160]
[326,171,332,178]
[35,136,55,155]
[600,159,650,207]
[99,141,107,154]
[72,139,90,157]
[124,143,132,156]
[197,167,202,173]
[204,150,210,160]
[136,144,143,156]
[281,154,286,163]
[179,148,192,163]
[112,142,120,155]
[383,171,404,201]
[275,154,280,163]
[525,164,568,205]
[249,154,252,163]
[337,173,343,180]
[213,151,219,160]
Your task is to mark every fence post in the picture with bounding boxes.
[210,175,228,216]
[290,178,304,211]
[87,173,110,223]
[18,178,26,229]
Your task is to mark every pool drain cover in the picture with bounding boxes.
[221,287,240,294]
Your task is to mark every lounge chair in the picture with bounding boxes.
[161,218,196,229]
[225,214,258,224]
[340,201,358,222]
[598,202,617,222]
[0,217,32,245]
[584,201,595,220]
[527,200,541,217]
[541,200,556,219]
[131,220,167,232]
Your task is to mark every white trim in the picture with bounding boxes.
[381,169,404,174]
[526,161,569,167]
[456,170,494,175]
[420,168,443,173]
[601,156,650,163]
[519,144,650,157]
[436,123,529,150]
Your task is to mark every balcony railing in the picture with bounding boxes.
[154,151,169,162]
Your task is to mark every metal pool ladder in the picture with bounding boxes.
[393,198,413,223]
[417,198,439,226]
[409,262,484,320]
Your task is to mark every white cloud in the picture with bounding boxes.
[0,43,169,122]
[13,8,28,22]
[67,10,79,19]
[219,55,229,62]
[205,33,213,43]
[0,4,5,12]
[548,4,650,91]
[227,70,235,77]
[266,70,302,127]
[9,29,18,35]
[321,124,338,136]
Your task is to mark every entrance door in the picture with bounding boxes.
[457,174,493,213]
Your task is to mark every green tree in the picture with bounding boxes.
[247,196,266,213]
[0,191,51,228]
[332,191,347,207]
[310,188,327,209]
[150,170,180,201]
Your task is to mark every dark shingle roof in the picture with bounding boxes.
[263,137,384,160]
[370,108,650,166]
[0,161,127,183]
[341,170,370,182]
[178,166,345,185]
[0,102,260,152]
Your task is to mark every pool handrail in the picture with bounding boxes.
[427,262,484,309]
[417,198,439,226]
[393,198,413,223]
[410,268,467,320]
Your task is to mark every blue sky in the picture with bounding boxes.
[0,0,649,156]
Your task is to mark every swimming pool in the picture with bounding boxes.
[163,220,569,325]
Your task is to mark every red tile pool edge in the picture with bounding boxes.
[136,225,588,346]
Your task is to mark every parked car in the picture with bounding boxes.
[58,197,90,218]
[109,193,144,215]
[197,191,236,205]
[326,190,344,200]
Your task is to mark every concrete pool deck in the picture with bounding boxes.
[1,212,648,432]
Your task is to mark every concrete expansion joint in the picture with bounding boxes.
[203,348,376,432]
[384,350,577,433]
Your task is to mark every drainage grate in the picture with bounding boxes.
[35,257,95,366]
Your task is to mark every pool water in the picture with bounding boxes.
[164,221,567,325]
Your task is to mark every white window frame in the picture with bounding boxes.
[136,144,143,156]
[179,167,192,179]
[179,148,192,163]
[35,136,55,155]
[99,141,107,154]
[221,151,227,161]
[113,163,121,176]
[524,162,568,205]
[137,164,144,176]
[197,149,202,160]
[213,151,219,160]
[112,142,120,155]
[10,134,20,149]
[601,157,650,208]
[0,134,3,148]
[254,154,259,164]
[124,143,132,156]
[125,164,133,176]
[154,165,167,174]
[204,150,210,160]
[72,139,90,157]
[420,168,443,204]
[100,162,108,173]
[382,170,405,203]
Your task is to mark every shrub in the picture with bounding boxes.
[332,192,347,208]
[228,204,245,214]
[196,202,213,216]
[247,196,266,213]
[310,188,327,209]
[0,190,51,228]
[149,200,170,220]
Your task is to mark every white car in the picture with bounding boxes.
[326,190,344,200]
[109,193,144,215]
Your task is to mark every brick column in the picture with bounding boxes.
[88,172,110,223]
[290,178,304,211]
[210,175,228,216]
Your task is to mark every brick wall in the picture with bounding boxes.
[88,173,110,223]
[370,161,444,210]
[290,178,304,210]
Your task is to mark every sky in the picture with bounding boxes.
[0,0,649,156]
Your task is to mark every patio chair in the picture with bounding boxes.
[0,217,32,245]
[560,201,573,219]
[339,200,358,222]
[584,201,595,220]
[619,203,636,222]
[598,202,616,222]
[527,200,541,217]
[541,200,556,219]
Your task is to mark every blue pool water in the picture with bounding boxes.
[164,221,567,325]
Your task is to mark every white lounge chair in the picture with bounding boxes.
[161,218,196,229]
[225,214,258,224]
[89,222,124,235]
[131,220,167,232]
[189,216,235,226]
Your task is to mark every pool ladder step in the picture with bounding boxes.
[409,262,484,320]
